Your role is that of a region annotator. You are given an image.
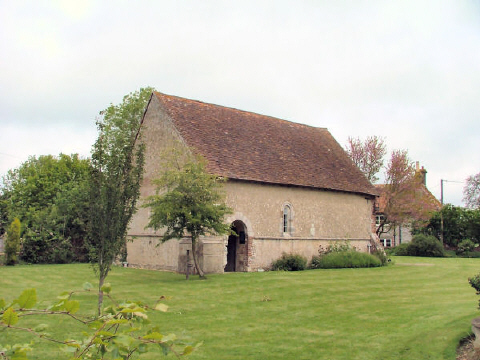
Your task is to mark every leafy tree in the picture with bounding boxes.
[344,137,438,237]
[144,157,232,279]
[0,286,200,359]
[5,218,21,265]
[0,192,8,237]
[87,87,151,315]
[415,204,480,247]
[1,154,90,263]
[375,150,437,237]
[464,172,480,209]
[345,135,386,183]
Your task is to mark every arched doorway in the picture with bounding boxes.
[225,220,247,272]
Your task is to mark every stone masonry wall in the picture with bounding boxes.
[127,95,375,273]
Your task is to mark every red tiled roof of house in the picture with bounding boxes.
[153,91,378,197]
[374,183,441,214]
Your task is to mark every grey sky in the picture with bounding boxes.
[1,0,479,206]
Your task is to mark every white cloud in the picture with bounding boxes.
[0,0,478,206]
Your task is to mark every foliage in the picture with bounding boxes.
[0,286,199,359]
[376,150,438,237]
[310,250,382,269]
[313,241,385,268]
[372,249,389,265]
[415,204,480,247]
[87,87,152,315]
[1,154,91,263]
[345,135,386,183]
[0,192,8,237]
[456,239,476,255]
[144,156,232,279]
[464,172,480,209]
[407,234,445,257]
[459,251,480,259]
[271,253,307,271]
[317,241,352,256]
[386,243,410,256]
[344,137,439,238]
[469,273,480,310]
[4,218,21,266]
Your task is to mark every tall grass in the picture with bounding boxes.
[1,256,479,359]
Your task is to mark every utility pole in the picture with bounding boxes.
[440,179,444,244]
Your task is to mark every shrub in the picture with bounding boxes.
[461,251,480,258]
[310,251,382,269]
[318,241,352,256]
[271,253,307,271]
[5,218,21,266]
[407,234,445,257]
[469,273,480,309]
[388,243,410,256]
[456,239,476,255]
[372,249,389,265]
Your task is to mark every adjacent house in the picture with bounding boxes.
[374,162,441,247]
[127,92,380,273]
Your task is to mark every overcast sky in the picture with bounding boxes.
[1,0,479,206]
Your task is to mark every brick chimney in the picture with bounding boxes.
[415,161,427,186]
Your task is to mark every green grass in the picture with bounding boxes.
[1,256,480,359]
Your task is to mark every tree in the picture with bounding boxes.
[376,150,436,237]
[415,205,480,247]
[464,172,480,209]
[1,154,90,263]
[5,218,21,265]
[345,136,386,183]
[144,157,232,279]
[87,87,152,315]
[0,286,200,359]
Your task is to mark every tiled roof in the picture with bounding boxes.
[153,92,377,197]
[374,183,441,214]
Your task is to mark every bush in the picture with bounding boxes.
[318,241,352,256]
[469,273,480,309]
[407,234,445,257]
[5,218,21,265]
[456,239,476,255]
[271,253,307,271]
[372,249,389,265]
[20,230,74,264]
[460,251,480,258]
[310,251,382,269]
[388,243,410,256]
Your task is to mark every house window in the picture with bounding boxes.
[283,204,292,234]
[380,238,391,247]
[376,215,384,227]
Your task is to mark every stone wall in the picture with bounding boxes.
[223,180,373,271]
[126,94,376,273]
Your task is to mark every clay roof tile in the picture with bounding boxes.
[154,91,377,197]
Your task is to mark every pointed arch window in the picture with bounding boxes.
[283,204,292,234]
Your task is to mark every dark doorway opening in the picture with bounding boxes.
[225,232,237,272]
[225,220,247,272]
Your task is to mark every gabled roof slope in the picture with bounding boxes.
[153,91,377,197]
[374,183,441,214]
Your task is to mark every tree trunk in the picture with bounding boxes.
[191,236,206,279]
[97,275,105,317]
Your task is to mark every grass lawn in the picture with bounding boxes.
[1,256,480,359]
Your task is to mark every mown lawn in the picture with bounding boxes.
[1,256,480,360]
